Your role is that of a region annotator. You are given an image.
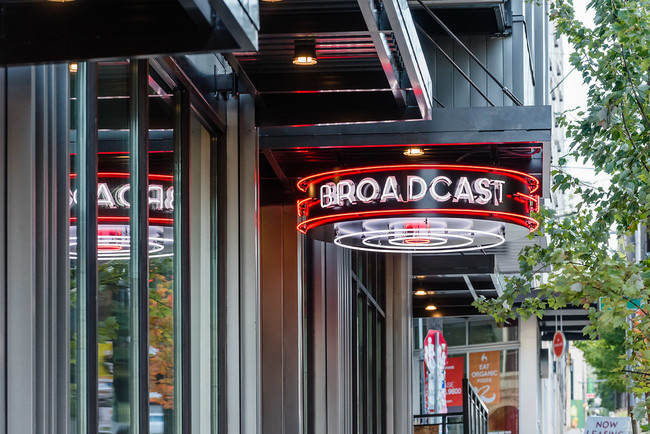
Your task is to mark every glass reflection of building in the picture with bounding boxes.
[69,59,223,434]
[0,0,565,433]
[414,318,521,434]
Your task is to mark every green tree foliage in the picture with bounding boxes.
[473,0,650,427]
[575,327,627,413]
[575,327,627,394]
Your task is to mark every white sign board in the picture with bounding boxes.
[584,417,632,434]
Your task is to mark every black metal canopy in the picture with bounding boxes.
[228,0,515,126]
[409,0,511,37]
[259,105,550,204]
[233,0,432,125]
[0,0,258,65]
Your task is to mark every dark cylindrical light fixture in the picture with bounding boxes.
[293,39,317,66]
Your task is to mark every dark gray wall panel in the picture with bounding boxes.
[260,204,302,433]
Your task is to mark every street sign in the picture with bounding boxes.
[553,330,566,358]
[598,297,644,311]
[584,416,632,434]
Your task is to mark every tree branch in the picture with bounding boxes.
[620,44,650,128]
[624,369,650,377]
[619,110,650,173]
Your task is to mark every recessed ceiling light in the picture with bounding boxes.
[403,148,424,156]
[414,289,427,296]
[293,40,317,66]
[425,305,437,311]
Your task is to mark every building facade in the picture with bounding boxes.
[0,0,573,433]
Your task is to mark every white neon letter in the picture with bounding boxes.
[70,189,78,207]
[380,176,403,203]
[114,184,131,208]
[490,180,505,205]
[453,177,475,203]
[407,176,427,202]
[429,176,452,202]
[149,185,164,210]
[164,187,174,210]
[356,177,380,203]
[97,183,116,208]
[337,179,357,206]
[320,182,337,208]
[473,178,492,205]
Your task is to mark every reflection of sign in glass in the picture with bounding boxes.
[445,357,464,408]
[69,172,174,225]
[469,351,500,405]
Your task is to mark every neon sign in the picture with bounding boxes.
[297,165,540,253]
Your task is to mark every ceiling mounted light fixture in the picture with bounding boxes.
[403,147,424,156]
[414,289,427,296]
[425,305,437,311]
[69,63,78,73]
[293,39,317,66]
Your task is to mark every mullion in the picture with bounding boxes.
[129,59,150,434]
[76,61,98,434]
[173,88,192,434]
[211,133,222,433]
[367,304,374,434]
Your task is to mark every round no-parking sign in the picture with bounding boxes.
[553,331,566,358]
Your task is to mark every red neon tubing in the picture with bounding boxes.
[70,216,174,225]
[70,172,174,181]
[296,208,539,234]
[297,164,539,194]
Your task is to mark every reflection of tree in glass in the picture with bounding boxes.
[69,256,175,428]
[149,257,174,411]
[97,261,131,426]
[70,263,78,420]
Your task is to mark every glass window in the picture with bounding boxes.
[468,319,518,345]
[413,316,520,433]
[147,69,177,432]
[69,59,219,434]
[95,60,136,434]
[69,61,82,433]
[412,318,443,350]
[443,319,467,347]
[486,349,519,434]
[352,251,386,433]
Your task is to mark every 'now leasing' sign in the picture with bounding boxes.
[584,417,632,434]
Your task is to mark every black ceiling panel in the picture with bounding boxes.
[0,0,251,64]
